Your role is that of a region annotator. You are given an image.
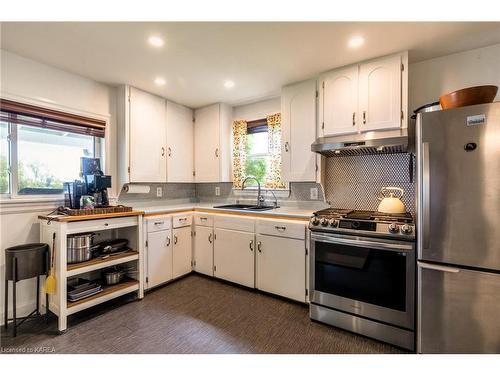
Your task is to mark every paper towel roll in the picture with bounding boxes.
[124,184,150,194]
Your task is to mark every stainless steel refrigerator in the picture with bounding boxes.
[416,102,500,353]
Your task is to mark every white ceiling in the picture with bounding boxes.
[1,22,500,108]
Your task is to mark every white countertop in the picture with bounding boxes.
[129,202,319,220]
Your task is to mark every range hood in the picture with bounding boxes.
[311,127,413,157]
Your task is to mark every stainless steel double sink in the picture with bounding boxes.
[213,204,275,212]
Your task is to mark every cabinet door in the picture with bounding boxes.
[281,80,317,182]
[194,104,220,182]
[214,228,254,288]
[358,54,401,131]
[320,66,358,136]
[193,225,214,276]
[129,87,167,182]
[146,229,172,289]
[166,101,194,182]
[256,234,306,302]
[172,226,192,278]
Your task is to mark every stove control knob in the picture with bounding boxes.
[388,223,400,233]
[311,217,320,226]
[320,218,329,226]
[401,224,413,235]
[329,219,339,227]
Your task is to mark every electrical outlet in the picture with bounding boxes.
[310,187,319,200]
[215,186,221,196]
[156,187,163,197]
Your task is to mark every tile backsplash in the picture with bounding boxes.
[118,181,325,207]
[324,153,416,215]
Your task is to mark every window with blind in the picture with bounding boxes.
[0,99,106,196]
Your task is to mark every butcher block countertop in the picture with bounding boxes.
[38,210,145,222]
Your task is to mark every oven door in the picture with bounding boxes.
[310,232,415,329]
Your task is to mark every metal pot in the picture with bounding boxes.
[67,232,98,264]
[103,266,126,285]
[411,101,441,119]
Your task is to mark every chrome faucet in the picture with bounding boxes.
[241,176,265,207]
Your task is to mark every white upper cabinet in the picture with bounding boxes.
[320,66,359,136]
[193,103,232,183]
[128,87,167,182]
[358,54,402,131]
[319,52,407,136]
[166,101,194,182]
[281,79,317,182]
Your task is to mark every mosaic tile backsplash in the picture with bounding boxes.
[324,153,416,215]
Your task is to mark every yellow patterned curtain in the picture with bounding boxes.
[265,113,286,189]
[232,120,247,188]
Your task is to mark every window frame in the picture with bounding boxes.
[1,118,101,200]
[232,117,289,193]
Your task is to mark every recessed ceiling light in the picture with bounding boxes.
[148,35,164,48]
[224,80,235,89]
[154,77,166,86]
[348,36,364,49]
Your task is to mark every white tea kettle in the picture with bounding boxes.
[377,187,406,214]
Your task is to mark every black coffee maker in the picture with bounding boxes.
[63,157,111,208]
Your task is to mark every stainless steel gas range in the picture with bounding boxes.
[308,208,416,350]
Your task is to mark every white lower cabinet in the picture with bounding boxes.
[146,229,173,289]
[256,234,306,302]
[213,228,255,288]
[172,226,192,279]
[193,225,214,276]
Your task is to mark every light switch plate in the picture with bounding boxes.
[156,187,163,197]
[215,186,221,196]
[310,187,319,200]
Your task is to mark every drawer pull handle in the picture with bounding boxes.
[275,226,286,231]
[166,237,171,246]
[154,222,163,226]
[257,241,262,253]
[179,218,187,221]
[249,240,254,251]
[200,217,208,221]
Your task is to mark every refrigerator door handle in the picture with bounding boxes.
[422,142,431,250]
[419,262,460,273]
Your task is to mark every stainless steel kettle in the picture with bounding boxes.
[377,187,406,214]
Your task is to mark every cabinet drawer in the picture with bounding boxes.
[214,215,255,232]
[256,219,306,240]
[194,213,213,227]
[147,215,171,233]
[67,216,139,234]
[173,214,192,228]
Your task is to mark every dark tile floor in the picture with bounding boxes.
[1,274,404,354]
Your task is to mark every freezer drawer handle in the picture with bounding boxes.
[419,263,460,273]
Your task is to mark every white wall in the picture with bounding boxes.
[0,49,118,323]
[409,43,500,111]
[232,97,281,121]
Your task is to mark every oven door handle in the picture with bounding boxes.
[311,233,413,252]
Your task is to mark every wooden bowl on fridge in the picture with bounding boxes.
[439,85,498,109]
